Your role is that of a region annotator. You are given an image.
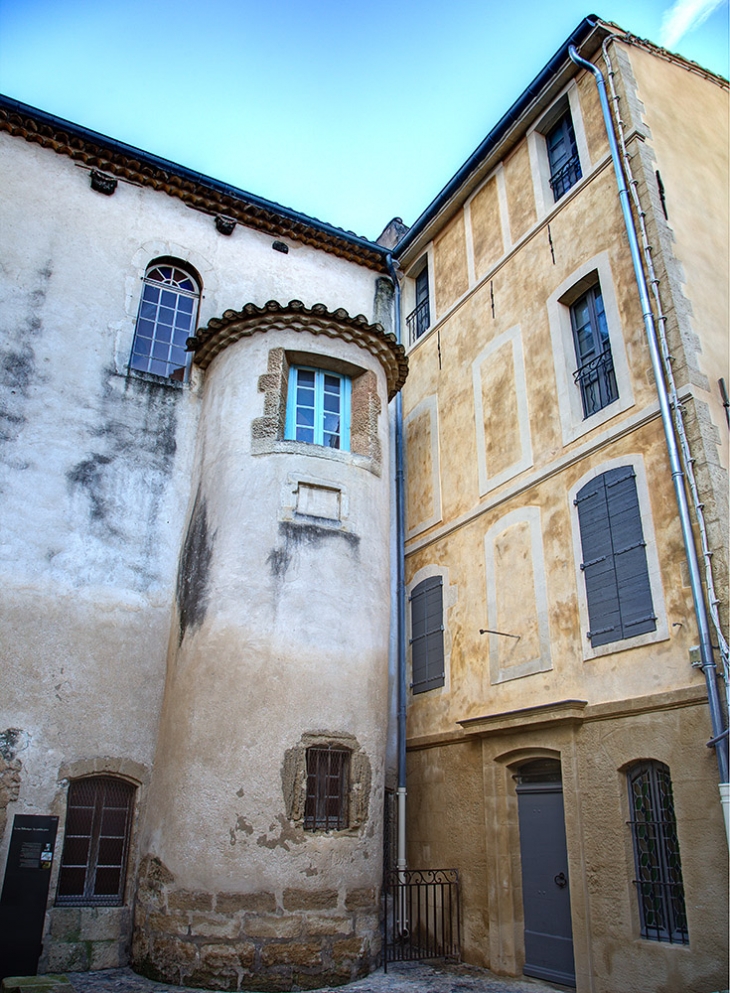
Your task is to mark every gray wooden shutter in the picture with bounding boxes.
[575,467,655,647]
[410,576,445,693]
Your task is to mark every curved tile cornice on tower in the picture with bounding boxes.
[189,299,408,399]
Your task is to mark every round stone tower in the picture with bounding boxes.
[133,301,407,990]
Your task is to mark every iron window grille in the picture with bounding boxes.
[410,576,445,694]
[130,263,199,380]
[407,268,430,345]
[627,761,689,944]
[547,112,582,201]
[285,367,351,450]
[57,776,135,906]
[570,284,618,418]
[574,466,656,647]
[304,747,350,831]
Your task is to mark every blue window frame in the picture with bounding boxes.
[285,367,351,451]
[130,263,199,381]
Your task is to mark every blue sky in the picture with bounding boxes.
[0,0,727,240]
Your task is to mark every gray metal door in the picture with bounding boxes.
[516,779,575,987]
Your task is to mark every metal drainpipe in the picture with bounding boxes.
[386,255,408,883]
[568,46,730,803]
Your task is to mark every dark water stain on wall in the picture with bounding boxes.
[0,264,52,462]
[64,368,182,590]
[268,521,360,581]
[176,489,214,644]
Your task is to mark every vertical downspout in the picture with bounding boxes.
[568,46,730,808]
[386,255,408,880]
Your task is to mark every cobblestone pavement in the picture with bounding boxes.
[66,963,563,993]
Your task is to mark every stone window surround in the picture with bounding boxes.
[547,251,635,446]
[569,454,669,661]
[52,758,148,910]
[282,731,371,834]
[403,251,435,347]
[252,346,383,475]
[527,82,592,219]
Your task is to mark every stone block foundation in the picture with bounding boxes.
[132,862,380,991]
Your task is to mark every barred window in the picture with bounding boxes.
[570,283,618,418]
[57,776,135,906]
[627,761,688,944]
[304,747,349,831]
[130,261,199,381]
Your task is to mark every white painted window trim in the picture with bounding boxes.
[472,324,533,496]
[527,82,591,219]
[404,394,443,539]
[406,564,456,697]
[403,247,435,351]
[569,455,669,661]
[547,250,635,446]
[484,506,553,684]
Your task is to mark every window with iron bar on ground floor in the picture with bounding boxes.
[56,776,135,906]
[627,760,688,944]
[304,746,350,830]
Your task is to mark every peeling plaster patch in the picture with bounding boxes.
[256,813,306,851]
[229,815,254,845]
[0,729,28,761]
[176,489,214,643]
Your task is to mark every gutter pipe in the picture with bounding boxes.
[385,255,408,882]
[568,46,729,799]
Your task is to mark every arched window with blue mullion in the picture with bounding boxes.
[285,366,351,451]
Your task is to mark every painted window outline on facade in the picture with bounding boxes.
[284,366,351,451]
[409,575,446,694]
[626,760,689,945]
[570,457,668,660]
[56,776,135,907]
[304,746,350,831]
[129,260,199,381]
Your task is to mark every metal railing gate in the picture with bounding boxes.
[382,868,461,968]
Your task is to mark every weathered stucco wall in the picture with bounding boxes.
[133,324,393,988]
[0,127,390,980]
[399,44,728,993]
[407,697,728,993]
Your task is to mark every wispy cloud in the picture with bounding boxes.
[660,0,726,48]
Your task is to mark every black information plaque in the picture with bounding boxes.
[0,814,59,980]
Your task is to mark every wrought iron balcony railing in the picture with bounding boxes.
[549,151,582,200]
[406,298,430,345]
[573,348,618,417]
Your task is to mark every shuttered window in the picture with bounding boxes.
[575,467,656,647]
[57,777,135,906]
[410,576,445,693]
